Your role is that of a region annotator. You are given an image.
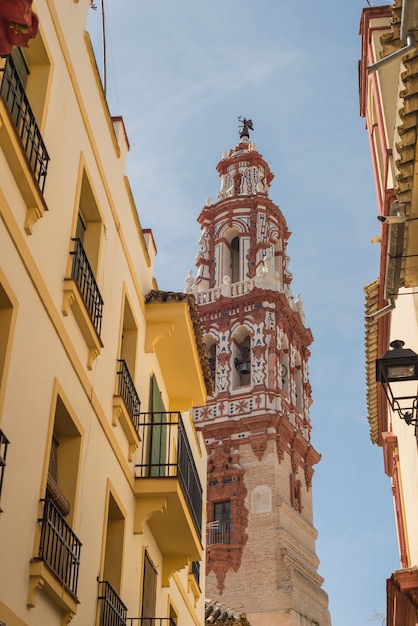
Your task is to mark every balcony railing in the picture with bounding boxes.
[193,279,255,305]
[0,430,9,510]
[70,238,103,337]
[0,55,49,191]
[98,580,127,626]
[37,498,82,597]
[207,520,231,546]
[135,413,202,536]
[126,617,176,626]
[117,359,141,429]
[191,560,200,583]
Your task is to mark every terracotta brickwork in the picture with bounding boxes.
[188,130,331,626]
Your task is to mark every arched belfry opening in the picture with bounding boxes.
[230,236,240,283]
[232,332,251,389]
[205,338,217,393]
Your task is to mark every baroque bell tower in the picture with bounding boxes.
[186,120,331,626]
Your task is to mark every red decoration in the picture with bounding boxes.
[0,0,38,55]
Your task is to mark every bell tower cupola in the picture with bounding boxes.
[194,118,292,297]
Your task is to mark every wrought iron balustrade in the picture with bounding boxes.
[0,429,9,510]
[206,520,231,546]
[37,498,82,597]
[70,238,103,336]
[117,359,141,429]
[0,55,49,191]
[126,617,176,626]
[191,560,200,583]
[135,412,202,536]
[98,580,127,626]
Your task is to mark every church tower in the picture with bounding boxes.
[187,121,331,626]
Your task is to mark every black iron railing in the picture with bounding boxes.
[126,617,176,626]
[206,521,231,546]
[191,560,200,583]
[0,430,9,509]
[135,413,202,536]
[98,580,127,626]
[117,360,141,429]
[0,55,49,191]
[37,498,82,597]
[70,238,103,337]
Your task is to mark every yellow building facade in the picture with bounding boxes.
[0,1,211,625]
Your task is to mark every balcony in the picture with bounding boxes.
[98,580,127,626]
[62,238,104,369]
[0,54,49,233]
[28,498,81,616]
[207,521,231,546]
[144,292,209,410]
[112,359,141,460]
[70,238,103,335]
[134,412,203,584]
[0,54,49,190]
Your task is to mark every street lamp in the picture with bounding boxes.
[376,340,418,425]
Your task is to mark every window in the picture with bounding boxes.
[294,352,303,413]
[29,390,82,612]
[207,342,216,388]
[70,172,104,336]
[218,227,240,285]
[102,493,125,593]
[0,282,15,399]
[120,297,138,377]
[113,295,141,453]
[230,236,240,283]
[63,169,104,365]
[290,474,302,513]
[141,551,157,624]
[75,170,104,280]
[149,375,167,477]
[46,395,82,523]
[98,492,127,626]
[169,603,178,626]
[279,352,290,396]
[208,501,231,545]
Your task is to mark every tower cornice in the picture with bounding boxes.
[198,194,289,238]
[197,288,313,347]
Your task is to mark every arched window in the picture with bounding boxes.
[294,352,303,412]
[230,237,240,283]
[278,335,290,398]
[279,351,290,397]
[208,343,217,389]
[233,333,251,388]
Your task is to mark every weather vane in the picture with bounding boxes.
[238,116,254,140]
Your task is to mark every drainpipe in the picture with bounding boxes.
[367,34,416,74]
[365,298,396,322]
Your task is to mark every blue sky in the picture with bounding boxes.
[88,1,398,624]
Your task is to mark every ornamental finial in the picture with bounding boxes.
[238,117,254,140]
